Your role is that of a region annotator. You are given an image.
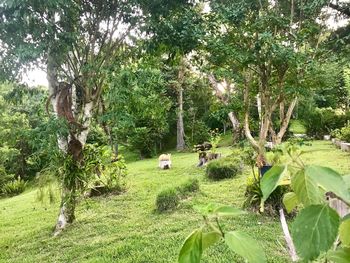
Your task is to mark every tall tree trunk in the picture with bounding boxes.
[228,111,240,141]
[48,50,94,235]
[54,183,76,236]
[176,59,186,151]
[177,85,186,150]
[275,97,298,144]
[243,74,267,167]
[208,74,241,141]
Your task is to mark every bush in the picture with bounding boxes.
[0,166,14,190]
[176,178,199,196]
[206,157,243,180]
[2,177,27,197]
[339,122,350,142]
[84,144,127,197]
[156,178,200,212]
[156,188,180,212]
[243,174,291,216]
[301,108,350,138]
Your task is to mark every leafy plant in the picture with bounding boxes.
[206,157,243,180]
[178,203,266,263]
[208,129,221,154]
[2,177,27,197]
[339,122,350,142]
[260,145,350,261]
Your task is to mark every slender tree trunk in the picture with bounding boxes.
[275,97,298,144]
[176,59,186,151]
[228,111,240,141]
[177,85,186,150]
[48,50,94,235]
[54,184,76,236]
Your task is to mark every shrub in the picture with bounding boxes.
[0,166,14,191]
[176,178,199,196]
[301,107,350,138]
[206,157,243,180]
[2,177,27,197]
[156,178,200,212]
[243,174,292,216]
[83,144,127,197]
[339,122,350,142]
[156,188,180,212]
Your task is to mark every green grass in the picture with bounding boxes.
[1,141,349,262]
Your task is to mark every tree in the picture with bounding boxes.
[102,61,172,158]
[145,4,205,150]
[205,0,329,166]
[0,0,146,234]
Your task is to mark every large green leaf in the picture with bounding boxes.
[291,205,340,261]
[225,231,266,263]
[328,248,350,263]
[291,169,324,206]
[214,206,246,217]
[305,166,350,204]
[343,175,350,190]
[260,165,287,202]
[339,217,350,247]
[283,192,299,213]
[178,229,203,263]
[195,203,245,217]
[202,231,221,250]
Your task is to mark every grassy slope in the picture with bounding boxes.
[0,141,349,263]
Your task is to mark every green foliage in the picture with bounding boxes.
[2,177,27,197]
[0,165,14,191]
[205,157,243,180]
[301,107,350,137]
[291,205,340,260]
[224,231,266,263]
[104,66,172,158]
[208,129,221,153]
[0,83,50,179]
[289,120,307,134]
[156,178,199,212]
[260,143,350,262]
[338,122,350,142]
[178,203,266,263]
[244,172,291,216]
[83,144,127,195]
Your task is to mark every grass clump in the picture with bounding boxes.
[176,178,199,196]
[156,188,180,212]
[2,177,27,197]
[156,178,199,212]
[206,157,243,180]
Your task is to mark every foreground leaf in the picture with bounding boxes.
[291,205,340,261]
[305,166,350,204]
[291,169,324,206]
[202,231,221,250]
[214,206,246,217]
[328,247,350,263]
[339,217,350,247]
[283,192,299,213]
[225,231,266,263]
[194,203,245,217]
[178,229,203,263]
[260,165,287,203]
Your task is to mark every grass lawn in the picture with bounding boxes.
[0,140,349,263]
